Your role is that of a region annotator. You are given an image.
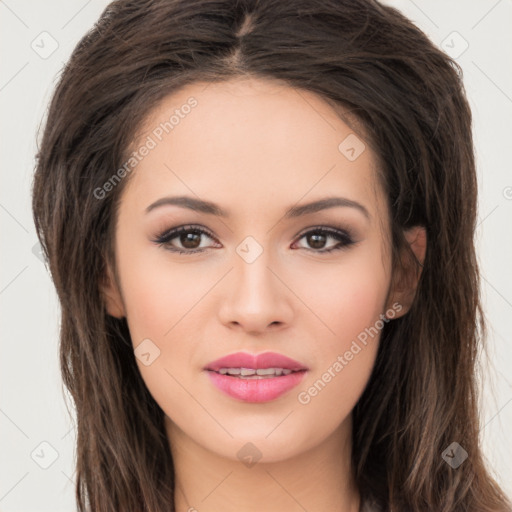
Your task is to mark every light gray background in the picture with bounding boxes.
[1,1,511,510]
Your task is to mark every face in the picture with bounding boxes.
[102,77,416,464]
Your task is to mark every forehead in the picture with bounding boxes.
[121,77,384,221]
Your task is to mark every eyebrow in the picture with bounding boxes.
[145,195,370,220]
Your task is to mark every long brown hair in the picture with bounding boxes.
[31,0,512,510]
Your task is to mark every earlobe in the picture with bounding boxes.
[386,225,427,319]
[99,263,126,319]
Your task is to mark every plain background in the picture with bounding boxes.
[1,0,511,510]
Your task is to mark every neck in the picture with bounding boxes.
[166,415,360,512]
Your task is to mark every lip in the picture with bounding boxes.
[204,351,309,403]
[204,351,309,372]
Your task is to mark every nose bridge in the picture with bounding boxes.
[234,234,279,304]
[218,233,292,331]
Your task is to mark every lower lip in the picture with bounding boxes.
[205,370,307,403]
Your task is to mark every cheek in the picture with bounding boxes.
[116,248,205,417]
[118,244,208,342]
[115,242,212,394]
[292,250,389,417]
[330,272,388,345]
[304,249,390,350]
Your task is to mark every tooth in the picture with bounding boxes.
[256,368,276,376]
[216,367,296,377]
[239,368,257,376]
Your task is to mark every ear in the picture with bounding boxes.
[386,225,427,319]
[99,261,126,319]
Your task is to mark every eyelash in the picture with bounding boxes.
[152,224,356,255]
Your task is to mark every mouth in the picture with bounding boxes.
[204,350,309,373]
[204,351,309,402]
[208,367,305,379]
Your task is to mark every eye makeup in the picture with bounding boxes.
[151,223,357,255]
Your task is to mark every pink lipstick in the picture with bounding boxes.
[204,351,308,403]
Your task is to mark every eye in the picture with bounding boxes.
[152,225,355,254]
[152,224,219,254]
[292,227,355,253]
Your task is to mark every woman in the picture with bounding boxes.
[31,0,512,510]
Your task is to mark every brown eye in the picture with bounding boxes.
[294,227,355,253]
[153,225,218,254]
[153,225,355,255]
[306,232,328,249]
[179,231,202,249]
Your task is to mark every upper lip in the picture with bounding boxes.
[204,351,309,372]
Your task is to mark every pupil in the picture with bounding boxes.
[308,233,326,249]
[181,232,200,249]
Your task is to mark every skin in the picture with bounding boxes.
[101,77,426,512]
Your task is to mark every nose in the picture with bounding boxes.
[217,244,294,335]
